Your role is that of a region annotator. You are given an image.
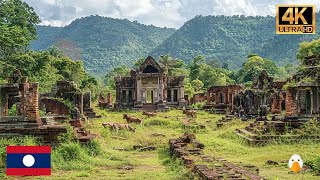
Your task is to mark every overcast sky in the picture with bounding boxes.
[23,0,320,28]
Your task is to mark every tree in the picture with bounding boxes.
[133,58,145,68]
[191,79,204,92]
[237,55,278,83]
[159,55,185,76]
[0,0,40,57]
[297,38,320,61]
[104,65,130,89]
[47,46,64,58]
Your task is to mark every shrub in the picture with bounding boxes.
[305,157,320,174]
[190,102,206,109]
[57,143,83,161]
[83,140,102,156]
[58,126,76,143]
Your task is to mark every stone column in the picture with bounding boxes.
[107,93,112,106]
[76,92,84,114]
[136,79,142,102]
[1,94,9,117]
[25,83,42,125]
[310,90,313,114]
[285,88,298,116]
[83,91,91,109]
[171,89,174,102]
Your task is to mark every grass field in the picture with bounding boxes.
[0,109,320,179]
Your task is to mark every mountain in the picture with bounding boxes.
[30,14,320,75]
[151,14,320,69]
[30,15,176,76]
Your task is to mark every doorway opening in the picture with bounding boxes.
[146,90,154,104]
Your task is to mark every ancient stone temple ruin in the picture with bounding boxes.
[41,81,99,118]
[233,70,286,118]
[285,55,320,117]
[114,56,186,111]
[0,70,67,143]
[204,85,243,114]
[98,92,113,109]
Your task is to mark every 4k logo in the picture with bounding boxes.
[276,5,316,34]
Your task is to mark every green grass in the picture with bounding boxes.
[0,109,320,179]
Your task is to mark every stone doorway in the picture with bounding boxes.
[306,90,312,114]
[146,90,154,104]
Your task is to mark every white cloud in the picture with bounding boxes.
[23,0,320,28]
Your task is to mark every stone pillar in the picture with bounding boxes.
[0,93,9,117]
[285,88,298,116]
[310,90,313,114]
[171,89,174,102]
[207,92,211,104]
[76,93,84,114]
[25,83,42,125]
[83,91,91,109]
[107,93,112,106]
[136,79,142,102]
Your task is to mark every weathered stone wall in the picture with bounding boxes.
[285,88,298,116]
[41,98,70,115]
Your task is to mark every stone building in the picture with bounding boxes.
[204,85,243,113]
[114,56,186,111]
[190,92,206,105]
[233,70,286,117]
[285,55,320,116]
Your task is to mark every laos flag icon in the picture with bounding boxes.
[6,146,51,176]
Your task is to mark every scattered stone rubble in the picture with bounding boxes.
[169,133,264,180]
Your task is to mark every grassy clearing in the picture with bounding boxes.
[0,109,320,179]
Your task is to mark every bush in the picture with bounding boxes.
[305,157,320,174]
[83,140,102,156]
[8,104,17,116]
[58,126,76,143]
[190,102,206,109]
[295,118,320,136]
[57,143,83,161]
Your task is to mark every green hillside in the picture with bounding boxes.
[30,15,176,75]
[30,14,320,75]
[151,14,320,69]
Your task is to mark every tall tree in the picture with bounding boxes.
[0,0,40,57]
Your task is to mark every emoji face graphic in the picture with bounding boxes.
[288,154,303,173]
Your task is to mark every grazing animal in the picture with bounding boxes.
[183,109,197,118]
[123,114,144,125]
[142,111,157,118]
[102,122,136,133]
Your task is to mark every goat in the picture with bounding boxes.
[182,109,197,118]
[102,122,136,133]
[123,114,144,125]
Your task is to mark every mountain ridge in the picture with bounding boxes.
[30,14,320,75]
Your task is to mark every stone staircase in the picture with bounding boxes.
[83,108,100,118]
[69,120,96,144]
[0,116,67,144]
[216,114,235,127]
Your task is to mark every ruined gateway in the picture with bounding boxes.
[114,56,187,111]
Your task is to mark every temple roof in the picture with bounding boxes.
[139,56,163,74]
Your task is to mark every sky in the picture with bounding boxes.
[23,0,320,28]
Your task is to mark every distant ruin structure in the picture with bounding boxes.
[114,56,186,111]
